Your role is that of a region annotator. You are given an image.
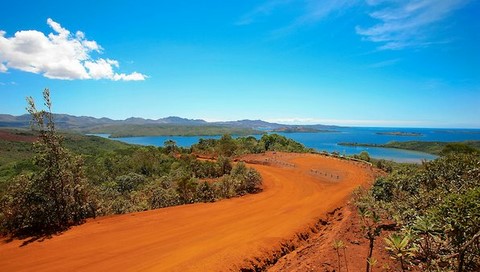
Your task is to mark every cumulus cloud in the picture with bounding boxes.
[356,0,471,50]
[0,18,147,81]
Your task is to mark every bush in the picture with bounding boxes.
[0,89,93,236]
[431,187,480,271]
[195,181,216,203]
[115,173,146,194]
[371,177,394,202]
[362,152,480,271]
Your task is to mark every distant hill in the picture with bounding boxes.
[0,114,208,129]
[214,119,284,130]
[0,114,337,136]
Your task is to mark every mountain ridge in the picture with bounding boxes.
[0,114,339,133]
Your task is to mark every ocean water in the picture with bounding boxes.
[92,127,480,163]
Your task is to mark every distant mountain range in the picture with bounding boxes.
[0,114,339,135]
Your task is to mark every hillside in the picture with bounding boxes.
[89,124,262,137]
[0,128,133,186]
[0,114,338,136]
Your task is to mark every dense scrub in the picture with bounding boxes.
[356,148,480,271]
[0,90,267,237]
[191,133,312,157]
[1,138,263,236]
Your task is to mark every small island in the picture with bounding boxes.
[338,140,480,155]
[376,131,423,136]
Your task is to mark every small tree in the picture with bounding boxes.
[176,176,198,204]
[244,168,262,193]
[217,156,232,176]
[0,89,93,236]
[164,139,178,154]
[218,134,236,157]
[358,151,371,162]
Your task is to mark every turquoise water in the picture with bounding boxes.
[92,127,480,163]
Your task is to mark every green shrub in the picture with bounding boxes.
[0,89,93,236]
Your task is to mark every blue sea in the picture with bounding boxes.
[91,127,480,163]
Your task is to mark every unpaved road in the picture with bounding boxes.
[0,152,374,271]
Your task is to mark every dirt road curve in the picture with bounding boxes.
[0,152,374,271]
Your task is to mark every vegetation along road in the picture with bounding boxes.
[0,152,375,271]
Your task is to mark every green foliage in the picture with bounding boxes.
[176,176,198,204]
[351,151,371,162]
[195,181,216,203]
[440,142,479,156]
[115,173,146,193]
[0,138,34,165]
[371,177,394,202]
[0,89,93,236]
[191,133,311,157]
[90,124,261,137]
[230,162,262,195]
[217,175,237,198]
[339,140,480,156]
[259,133,311,153]
[431,187,480,271]
[217,156,232,176]
[218,134,237,157]
[384,232,417,271]
[364,150,480,271]
[148,178,180,209]
[0,91,271,236]
[374,159,394,173]
[163,139,178,154]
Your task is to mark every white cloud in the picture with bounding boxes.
[356,0,471,50]
[113,72,147,81]
[238,0,358,35]
[84,59,117,80]
[0,18,147,81]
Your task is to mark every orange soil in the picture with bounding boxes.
[0,152,375,271]
[269,204,400,272]
[0,130,37,143]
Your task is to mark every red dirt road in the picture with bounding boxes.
[0,152,374,271]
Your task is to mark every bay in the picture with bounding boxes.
[91,127,480,163]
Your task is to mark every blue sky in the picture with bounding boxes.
[1,0,479,128]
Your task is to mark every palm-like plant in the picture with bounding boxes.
[333,240,349,272]
[385,232,417,271]
[412,216,441,269]
[366,257,377,271]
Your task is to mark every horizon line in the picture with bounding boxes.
[1,112,479,130]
